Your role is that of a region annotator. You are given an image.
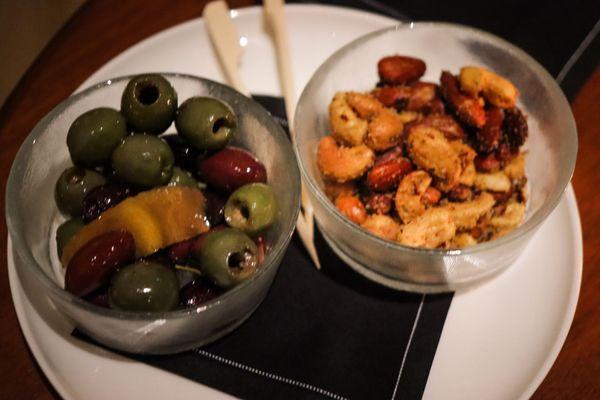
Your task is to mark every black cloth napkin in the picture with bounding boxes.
[74,96,453,400]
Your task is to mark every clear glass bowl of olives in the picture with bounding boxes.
[6,73,300,354]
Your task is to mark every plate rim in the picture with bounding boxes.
[7,4,583,399]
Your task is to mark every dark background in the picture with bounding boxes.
[288,0,600,99]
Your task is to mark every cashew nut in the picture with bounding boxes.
[365,108,405,151]
[459,66,519,108]
[317,136,374,182]
[397,208,456,249]
[441,192,495,230]
[362,214,402,241]
[395,170,432,223]
[406,125,462,191]
[329,92,368,146]
[474,171,512,192]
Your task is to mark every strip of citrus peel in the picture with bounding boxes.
[61,186,209,267]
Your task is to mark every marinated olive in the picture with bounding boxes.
[204,189,227,226]
[109,261,179,312]
[65,230,135,297]
[121,74,177,134]
[67,107,128,167]
[179,278,222,307]
[84,288,110,308]
[175,97,236,150]
[111,134,174,187]
[55,166,107,217]
[56,219,84,258]
[198,147,267,192]
[168,166,198,188]
[163,133,204,171]
[224,183,277,236]
[82,183,132,222]
[198,228,258,288]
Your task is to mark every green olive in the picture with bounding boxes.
[55,219,84,258]
[67,107,128,167]
[168,166,198,188]
[111,134,174,188]
[121,74,177,134]
[224,183,277,236]
[109,261,179,312]
[175,97,236,150]
[198,228,258,288]
[55,166,107,217]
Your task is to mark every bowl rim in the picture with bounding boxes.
[293,21,578,257]
[6,72,301,320]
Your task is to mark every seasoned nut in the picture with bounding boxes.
[372,86,412,108]
[373,83,442,114]
[489,200,526,228]
[449,233,478,248]
[503,107,528,151]
[420,114,466,141]
[361,214,402,241]
[476,107,503,153]
[346,92,383,119]
[406,125,462,191]
[395,170,432,223]
[474,153,501,172]
[503,152,526,180]
[441,192,495,230]
[329,92,368,146]
[366,158,413,192]
[374,146,404,166]
[449,140,477,186]
[324,180,356,201]
[378,55,426,85]
[421,187,441,206]
[447,185,473,202]
[474,171,511,192]
[440,71,487,128]
[365,108,405,151]
[459,66,519,108]
[335,195,367,224]
[397,208,456,249]
[363,192,394,214]
[317,136,375,182]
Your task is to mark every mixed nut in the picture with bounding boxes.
[54,74,278,312]
[317,55,528,249]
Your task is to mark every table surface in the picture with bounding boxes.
[0,0,598,398]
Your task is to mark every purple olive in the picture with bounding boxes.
[197,147,267,192]
[65,230,135,297]
[84,287,110,308]
[82,183,132,222]
[179,278,223,307]
[163,133,205,171]
[204,189,227,227]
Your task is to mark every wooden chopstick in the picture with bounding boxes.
[203,0,322,269]
[263,0,321,269]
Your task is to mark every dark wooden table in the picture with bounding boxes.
[0,0,597,398]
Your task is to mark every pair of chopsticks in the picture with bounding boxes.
[203,0,321,269]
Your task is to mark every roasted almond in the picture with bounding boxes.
[378,56,426,85]
[366,158,413,192]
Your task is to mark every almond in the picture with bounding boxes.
[366,158,413,192]
[378,55,426,85]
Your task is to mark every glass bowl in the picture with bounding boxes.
[6,74,300,354]
[293,23,577,293]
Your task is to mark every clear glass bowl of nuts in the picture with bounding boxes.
[6,74,300,353]
[294,23,577,292]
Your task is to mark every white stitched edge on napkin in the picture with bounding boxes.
[194,293,427,400]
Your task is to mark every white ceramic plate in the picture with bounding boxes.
[7,5,582,399]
